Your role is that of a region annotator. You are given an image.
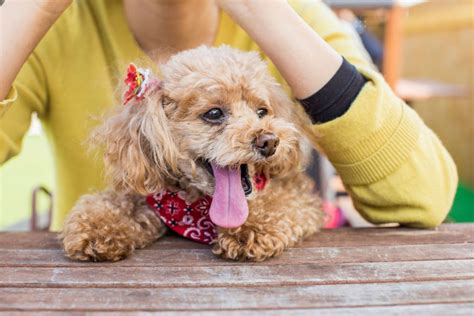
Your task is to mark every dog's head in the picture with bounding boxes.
[94,46,314,227]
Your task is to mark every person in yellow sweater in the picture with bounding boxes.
[0,0,457,231]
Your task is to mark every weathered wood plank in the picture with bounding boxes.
[0,232,204,250]
[0,224,472,250]
[0,260,472,288]
[0,225,472,313]
[0,280,472,311]
[3,303,473,315]
[1,243,472,267]
[297,224,474,248]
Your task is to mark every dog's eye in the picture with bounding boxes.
[257,108,268,118]
[202,107,225,124]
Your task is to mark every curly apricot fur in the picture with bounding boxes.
[61,46,323,262]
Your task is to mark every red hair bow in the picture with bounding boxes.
[123,63,159,105]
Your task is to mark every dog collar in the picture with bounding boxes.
[146,172,268,245]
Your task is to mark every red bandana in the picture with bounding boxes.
[146,173,267,245]
[147,191,217,244]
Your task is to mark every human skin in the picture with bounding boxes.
[216,0,342,99]
[0,0,342,101]
[0,0,72,99]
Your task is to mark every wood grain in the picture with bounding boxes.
[4,304,474,316]
[0,224,472,313]
[0,280,472,311]
[0,243,472,268]
[0,260,472,288]
[0,224,471,250]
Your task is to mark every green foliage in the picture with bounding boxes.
[448,183,474,223]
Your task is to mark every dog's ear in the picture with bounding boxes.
[91,88,181,196]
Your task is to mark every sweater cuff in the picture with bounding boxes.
[298,58,367,123]
[312,71,422,185]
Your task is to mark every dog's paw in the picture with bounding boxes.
[213,230,290,262]
[59,192,164,262]
[61,224,136,262]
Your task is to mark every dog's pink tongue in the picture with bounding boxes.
[209,163,249,228]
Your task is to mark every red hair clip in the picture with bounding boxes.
[123,63,159,105]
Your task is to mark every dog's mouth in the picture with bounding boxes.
[198,159,252,196]
[197,158,252,228]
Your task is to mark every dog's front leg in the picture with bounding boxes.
[61,191,166,262]
[212,211,297,262]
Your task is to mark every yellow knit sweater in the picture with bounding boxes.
[0,0,458,230]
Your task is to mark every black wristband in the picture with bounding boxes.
[298,58,367,124]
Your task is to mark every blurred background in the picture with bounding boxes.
[0,0,473,230]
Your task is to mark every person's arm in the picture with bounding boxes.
[0,0,71,100]
[219,0,458,228]
[217,0,341,99]
[0,1,70,163]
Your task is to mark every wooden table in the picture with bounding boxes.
[0,224,473,314]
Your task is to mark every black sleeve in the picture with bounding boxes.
[298,58,367,124]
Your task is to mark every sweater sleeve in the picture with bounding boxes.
[0,52,48,164]
[298,58,367,123]
[293,1,458,228]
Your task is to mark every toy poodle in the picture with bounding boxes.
[61,45,324,262]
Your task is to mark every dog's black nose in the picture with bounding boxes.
[254,133,279,157]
